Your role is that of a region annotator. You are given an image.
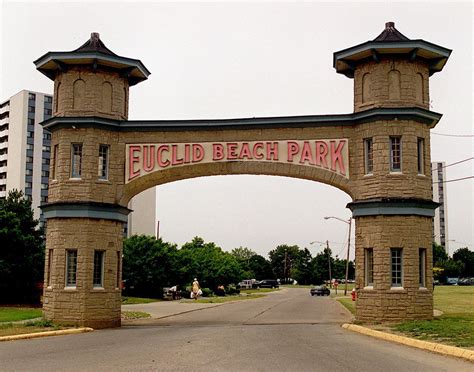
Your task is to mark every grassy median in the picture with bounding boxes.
[392,286,474,348]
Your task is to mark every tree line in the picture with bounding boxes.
[123,236,355,297]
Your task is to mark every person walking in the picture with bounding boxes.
[192,278,200,300]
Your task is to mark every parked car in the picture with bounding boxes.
[446,277,459,285]
[237,279,257,289]
[310,285,330,296]
[458,277,474,286]
[257,279,279,288]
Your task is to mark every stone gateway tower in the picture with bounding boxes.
[35,23,450,328]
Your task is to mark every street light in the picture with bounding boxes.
[310,240,332,285]
[324,216,352,295]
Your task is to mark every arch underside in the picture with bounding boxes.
[120,161,353,206]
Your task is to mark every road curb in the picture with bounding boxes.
[0,327,94,342]
[342,323,474,363]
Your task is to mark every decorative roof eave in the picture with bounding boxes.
[34,51,151,86]
[40,107,443,132]
[333,40,452,78]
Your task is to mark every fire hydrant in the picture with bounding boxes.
[351,288,357,301]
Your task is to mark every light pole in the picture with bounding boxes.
[324,216,352,295]
[310,240,332,286]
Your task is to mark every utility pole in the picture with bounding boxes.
[327,240,332,287]
[344,218,352,296]
[284,248,287,281]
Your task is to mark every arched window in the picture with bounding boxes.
[415,73,424,104]
[73,79,85,110]
[102,82,113,112]
[362,73,371,103]
[388,70,401,100]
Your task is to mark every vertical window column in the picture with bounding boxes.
[93,251,105,288]
[390,136,402,172]
[391,248,403,287]
[52,144,58,180]
[98,144,109,180]
[364,138,373,174]
[419,248,427,288]
[71,143,82,178]
[65,249,78,288]
[365,248,374,287]
[417,138,425,174]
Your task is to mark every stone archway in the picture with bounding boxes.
[36,22,451,328]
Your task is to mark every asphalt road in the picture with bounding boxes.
[1,288,472,371]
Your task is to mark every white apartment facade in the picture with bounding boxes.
[0,90,53,224]
[1,89,156,236]
[432,161,449,253]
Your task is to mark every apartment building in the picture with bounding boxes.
[432,161,449,253]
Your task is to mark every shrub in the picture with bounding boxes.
[225,286,240,295]
[201,288,214,297]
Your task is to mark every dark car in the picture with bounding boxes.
[257,279,279,288]
[458,278,474,286]
[310,285,330,296]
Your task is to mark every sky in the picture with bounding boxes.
[1,1,472,258]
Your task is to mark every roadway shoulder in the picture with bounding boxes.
[0,327,94,342]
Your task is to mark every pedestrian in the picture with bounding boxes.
[192,278,200,300]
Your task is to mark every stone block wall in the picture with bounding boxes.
[43,218,123,328]
[53,67,129,120]
[354,215,433,322]
[353,58,430,112]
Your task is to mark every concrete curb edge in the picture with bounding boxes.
[0,327,94,342]
[342,323,474,363]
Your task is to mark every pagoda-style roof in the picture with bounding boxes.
[333,22,451,78]
[34,33,150,86]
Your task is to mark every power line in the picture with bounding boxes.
[432,157,474,170]
[433,175,474,183]
[431,132,474,138]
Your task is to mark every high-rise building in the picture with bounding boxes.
[0,90,53,225]
[1,89,156,235]
[432,161,449,253]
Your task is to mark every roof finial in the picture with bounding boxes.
[385,22,395,29]
[91,32,100,42]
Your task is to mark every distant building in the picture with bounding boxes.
[432,162,449,253]
[127,188,157,237]
[1,89,156,235]
[0,90,53,225]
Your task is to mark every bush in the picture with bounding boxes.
[201,288,214,297]
[225,286,240,295]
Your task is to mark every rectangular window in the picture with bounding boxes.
[47,249,53,287]
[417,138,424,174]
[45,96,53,103]
[41,183,48,190]
[98,144,109,180]
[41,170,49,177]
[27,131,34,138]
[93,250,105,288]
[44,108,52,116]
[28,93,36,101]
[42,145,50,153]
[41,195,48,203]
[390,136,402,172]
[116,251,121,289]
[43,132,52,140]
[52,145,58,180]
[365,248,374,286]
[71,143,82,178]
[25,169,33,176]
[65,249,78,287]
[419,248,427,287]
[28,118,35,126]
[28,105,35,113]
[364,138,373,174]
[391,248,403,287]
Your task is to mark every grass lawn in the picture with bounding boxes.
[0,307,42,323]
[121,311,151,320]
[121,296,161,305]
[0,319,60,337]
[240,288,278,295]
[392,286,474,348]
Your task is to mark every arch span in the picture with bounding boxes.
[120,161,353,206]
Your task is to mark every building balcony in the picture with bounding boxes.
[0,178,6,186]
[0,117,8,126]
[0,142,7,150]
[0,166,7,173]
[0,153,7,162]
[0,128,8,138]
[0,105,8,115]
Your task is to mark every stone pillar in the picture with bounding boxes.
[36,32,150,328]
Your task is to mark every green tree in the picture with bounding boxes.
[122,235,178,297]
[452,248,474,277]
[433,242,448,266]
[248,255,274,280]
[176,237,243,289]
[231,247,257,263]
[292,248,313,285]
[310,247,333,284]
[0,190,44,303]
[268,244,300,280]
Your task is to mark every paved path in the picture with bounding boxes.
[1,288,472,371]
